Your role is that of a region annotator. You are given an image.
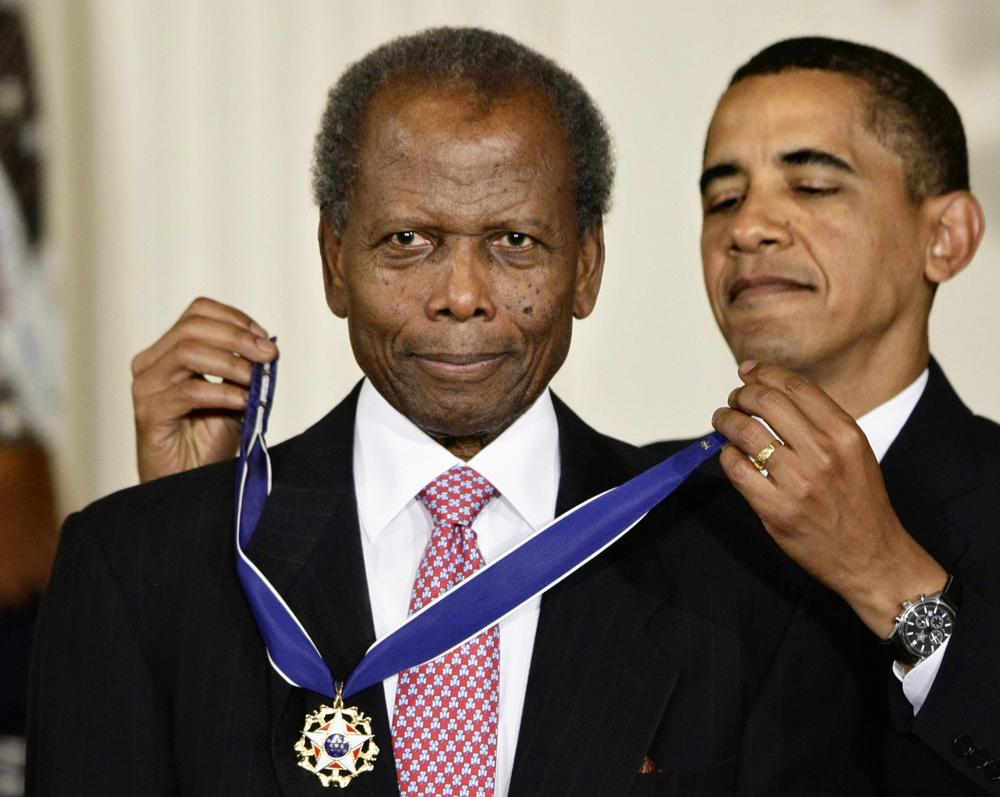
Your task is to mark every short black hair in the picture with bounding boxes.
[312,27,614,232]
[729,36,968,202]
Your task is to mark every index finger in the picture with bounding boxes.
[132,297,276,376]
[737,361,855,430]
[180,297,265,332]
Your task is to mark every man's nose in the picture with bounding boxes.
[728,189,792,253]
[426,240,497,322]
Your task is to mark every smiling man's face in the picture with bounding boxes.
[700,69,935,384]
[321,79,604,456]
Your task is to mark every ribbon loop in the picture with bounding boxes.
[234,359,726,699]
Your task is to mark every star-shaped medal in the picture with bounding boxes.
[295,687,379,788]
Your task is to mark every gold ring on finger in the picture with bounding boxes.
[752,441,781,471]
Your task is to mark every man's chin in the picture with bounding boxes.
[729,335,811,372]
[417,412,513,445]
[379,378,539,449]
[396,395,520,443]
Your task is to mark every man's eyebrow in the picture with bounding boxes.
[781,148,855,173]
[699,162,741,195]
[492,216,553,231]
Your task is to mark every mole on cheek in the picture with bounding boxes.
[522,306,533,315]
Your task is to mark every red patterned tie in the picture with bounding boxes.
[392,465,501,796]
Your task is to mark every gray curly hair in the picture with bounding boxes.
[311,27,614,233]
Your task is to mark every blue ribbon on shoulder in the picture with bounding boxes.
[235,358,726,699]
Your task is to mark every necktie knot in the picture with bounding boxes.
[417,465,499,528]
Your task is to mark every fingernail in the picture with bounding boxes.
[250,322,269,337]
[738,360,758,376]
[711,407,725,425]
[256,337,276,352]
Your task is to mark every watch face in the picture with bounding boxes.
[901,599,956,659]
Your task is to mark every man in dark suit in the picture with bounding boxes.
[28,28,849,796]
[695,38,1000,795]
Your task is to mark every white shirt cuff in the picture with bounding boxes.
[892,637,950,715]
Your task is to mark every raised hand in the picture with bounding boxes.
[131,297,278,483]
[711,361,946,638]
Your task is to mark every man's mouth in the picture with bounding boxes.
[411,351,509,378]
[728,275,814,304]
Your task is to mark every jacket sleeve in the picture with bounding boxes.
[26,512,177,796]
[895,582,1000,794]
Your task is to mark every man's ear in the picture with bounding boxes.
[319,215,348,318]
[572,218,606,319]
[923,191,986,285]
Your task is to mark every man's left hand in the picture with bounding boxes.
[710,361,946,638]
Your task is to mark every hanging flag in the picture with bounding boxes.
[0,8,58,797]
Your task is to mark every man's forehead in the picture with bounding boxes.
[358,80,566,175]
[344,79,574,232]
[703,70,872,164]
[372,113,529,169]
[366,77,557,137]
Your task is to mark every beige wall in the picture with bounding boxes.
[28,0,1000,512]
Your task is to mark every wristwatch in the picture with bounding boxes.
[887,575,962,666]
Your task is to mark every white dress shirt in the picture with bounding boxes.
[854,367,946,714]
[352,379,560,797]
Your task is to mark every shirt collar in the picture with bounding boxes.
[353,379,560,542]
[856,368,929,462]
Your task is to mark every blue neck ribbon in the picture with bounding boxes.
[235,358,726,699]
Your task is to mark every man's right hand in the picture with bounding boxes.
[131,297,279,483]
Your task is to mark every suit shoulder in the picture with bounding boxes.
[594,429,663,470]
[76,457,237,537]
[72,432,305,552]
[551,393,663,476]
[971,412,1000,457]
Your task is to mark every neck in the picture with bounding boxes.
[804,342,929,420]
[434,432,499,461]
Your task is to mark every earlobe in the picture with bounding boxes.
[319,216,349,318]
[572,220,606,319]
[924,191,986,285]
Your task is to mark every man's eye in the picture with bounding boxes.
[705,196,741,215]
[388,231,430,247]
[496,232,534,249]
[796,185,839,196]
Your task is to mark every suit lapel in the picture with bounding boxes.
[509,398,679,796]
[880,359,978,570]
[244,386,399,795]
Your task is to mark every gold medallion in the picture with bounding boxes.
[295,685,379,788]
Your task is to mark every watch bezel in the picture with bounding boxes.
[894,594,957,662]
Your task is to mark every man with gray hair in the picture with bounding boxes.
[29,28,841,796]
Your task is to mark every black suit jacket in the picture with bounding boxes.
[28,388,867,795]
[649,359,1000,796]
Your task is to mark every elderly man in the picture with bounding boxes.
[28,29,842,796]
[697,38,999,795]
